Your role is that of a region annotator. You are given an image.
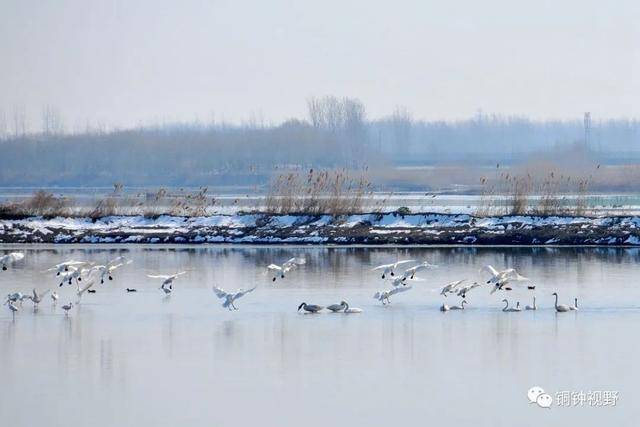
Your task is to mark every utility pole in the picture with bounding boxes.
[583,112,591,150]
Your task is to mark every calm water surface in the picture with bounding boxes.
[1,245,639,426]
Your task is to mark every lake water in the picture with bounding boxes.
[1,245,639,426]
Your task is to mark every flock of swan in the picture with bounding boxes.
[2,252,580,319]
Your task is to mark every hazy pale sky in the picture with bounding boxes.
[0,0,638,130]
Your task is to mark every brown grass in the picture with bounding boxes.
[0,190,71,217]
[264,168,373,215]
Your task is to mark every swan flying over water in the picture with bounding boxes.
[482,265,529,294]
[372,260,415,279]
[373,285,413,305]
[213,285,257,310]
[46,260,92,276]
[147,272,186,289]
[267,257,306,281]
[440,279,466,297]
[400,261,437,280]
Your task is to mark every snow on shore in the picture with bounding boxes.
[0,213,639,245]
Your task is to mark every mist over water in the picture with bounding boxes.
[1,246,638,426]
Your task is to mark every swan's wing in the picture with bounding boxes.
[406,264,433,274]
[372,263,392,271]
[212,286,228,298]
[147,274,172,279]
[503,269,529,281]
[393,260,416,268]
[9,252,25,262]
[107,263,126,272]
[286,257,306,266]
[107,256,130,267]
[77,279,96,295]
[451,279,466,289]
[237,286,257,297]
[267,264,282,271]
[389,285,413,296]
[40,289,51,298]
[282,263,299,273]
[482,265,499,277]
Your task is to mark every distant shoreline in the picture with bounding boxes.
[0,213,639,245]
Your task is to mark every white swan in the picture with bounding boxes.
[0,252,24,271]
[440,279,466,297]
[91,258,132,283]
[147,272,186,289]
[525,297,537,310]
[51,291,59,305]
[373,285,413,305]
[372,259,416,279]
[502,299,521,312]
[482,265,529,294]
[456,282,480,298]
[343,302,363,313]
[46,260,92,276]
[400,261,437,279]
[387,275,425,287]
[267,257,306,281]
[440,303,450,312]
[450,300,468,310]
[552,293,571,312]
[76,277,97,301]
[297,302,323,313]
[58,266,87,287]
[213,285,257,310]
[570,297,579,311]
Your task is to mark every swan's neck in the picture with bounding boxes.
[554,294,558,308]
[502,301,508,311]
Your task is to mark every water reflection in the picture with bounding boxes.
[1,246,639,426]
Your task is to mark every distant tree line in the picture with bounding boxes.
[0,97,638,186]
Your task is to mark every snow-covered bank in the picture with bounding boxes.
[1,213,639,245]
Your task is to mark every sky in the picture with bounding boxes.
[0,0,638,131]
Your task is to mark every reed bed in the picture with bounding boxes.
[264,168,373,215]
[476,164,594,216]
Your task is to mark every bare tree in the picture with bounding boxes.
[12,104,27,137]
[41,104,65,135]
[0,108,7,140]
[391,106,413,153]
